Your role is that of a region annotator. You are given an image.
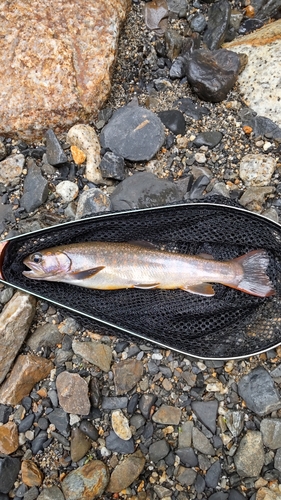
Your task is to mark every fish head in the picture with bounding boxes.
[23,250,72,280]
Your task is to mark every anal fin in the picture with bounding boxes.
[182,283,215,296]
[71,266,105,280]
[133,283,160,289]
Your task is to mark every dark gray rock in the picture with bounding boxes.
[260,419,281,449]
[190,13,207,33]
[238,18,264,35]
[0,456,21,494]
[274,447,281,472]
[189,175,210,200]
[37,417,49,430]
[100,106,165,161]
[0,196,15,234]
[158,110,186,136]
[48,408,70,436]
[149,439,170,462]
[99,151,125,180]
[195,474,205,494]
[0,405,13,424]
[191,400,218,434]
[105,430,135,454]
[184,48,241,102]
[18,413,35,433]
[175,97,210,120]
[27,323,62,351]
[45,129,67,165]
[176,467,197,486]
[101,396,128,410]
[23,486,39,500]
[239,109,281,141]
[110,172,183,211]
[0,495,9,500]
[31,430,48,454]
[203,0,231,50]
[194,131,223,148]
[205,460,221,488]
[79,420,99,441]
[139,393,158,419]
[20,161,48,212]
[169,57,186,79]
[37,486,65,500]
[75,188,111,219]
[15,484,28,497]
[229,490,247,500]
[238,367,281,416]
[251,0,281,20]
[209,493,228,500]
[176,447,198,467]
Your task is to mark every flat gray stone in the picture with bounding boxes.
[191,400,218,434]
[238,367,281,416]
[100,105,165,161]
[260,419,281,449]
[234,431,264,477]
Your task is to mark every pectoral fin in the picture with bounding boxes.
[71,266,105,280]
[133,283,160,289]
[182,283,215,296]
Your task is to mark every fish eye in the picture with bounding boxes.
[31,253,43,264]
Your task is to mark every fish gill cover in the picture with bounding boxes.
[2,197,281,359]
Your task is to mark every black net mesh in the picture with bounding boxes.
[2,197,281,359]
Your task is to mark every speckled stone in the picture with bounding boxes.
[61,460,109,500]
[224,20,281,127]
[239,154,276,187]
[0,0,131,140]
[56,371,90,415]
[234,431,264,478]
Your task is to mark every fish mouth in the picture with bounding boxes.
[23,261,48,279]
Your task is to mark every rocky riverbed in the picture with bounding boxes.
[0,0,281,499]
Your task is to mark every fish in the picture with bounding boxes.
[22,241,275,297]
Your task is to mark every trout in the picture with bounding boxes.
[22,241,275,297]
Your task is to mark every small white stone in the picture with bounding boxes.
[67,124,102,184]
[111,409,132,441]
[0,154,25,184]
[152,353,163,360]
[56,180,79,203]
[194,152,206,163]
[239,153,276,187]
[69,414,80,426]
[263,141,272,151]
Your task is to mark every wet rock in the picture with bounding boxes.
[205,460,221,488]
[176,447,198,467]
[56,371,90,415]
[99,152,125,180]
[192,427,215,455]
[224,20,281,127]
[175,97,210,120]
[152,405,181,425]
[110,172,183,210]
[100,106,165,161]
[203,0,231,50]
[61,460,109,500]
[178,421,193,448]
[239,186,274,211]
[0,0,130,140]
[0,456,21,494]
[26,323,62,352]
[72,339,112,372]
[67,124,103,184]
[149,439,170,462]
[260,419,281,449]
[238,367,281,416]
[0,197,15,234]
[45,129,67,165]
[0,154,25,185]
[21,460,44,487]
[75,188,111,219]
[47,408,70,436]
[176,466,197,486]
[112,410,132,440]
[225,411,244,437]
[239,154,276,187]
[190,13,207,33]
[144,0,169,35]
[0,353,53,405]
[107,450,146,493]
[184,48,241,102]
[234,431,264,477]
[70,427,91,462]
[193,131,223,149]
[79,420,99,441]
[191,400,218,434]
[106,430,135,454]
[56,181,79,203]
[0,422,19,454]
[113,359,143,395]
[20,161,48,212]
[37,486,65,500]
[0,291,36,384]
[158,110,186,135]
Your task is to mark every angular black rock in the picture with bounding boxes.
[100,105,165,161]
[191,400,218,433]
[110,172,183,211]
[209,493,228,500]
[229,490,247,500]
[238,367,281,416]
[184,48,241,102]
[251,0,281,20]
[238,18,264,35]
[105,430,135,454]
[158,110,186,135]
[20,161,48,213]
[18,413,35,433]
[193,131,223,148]
[48,408,70,436]
[101,396,128,410]
[169,56,186,79]
[203,0,231,50]
[190,13,207,33]
[189,175,210,200]
[205,460,222,488]
[175,97,210,120]
[139,393,158,419]
[0,456,21,494]
[31,430,49,454]
[0,404,13,424]
[79,420,99,441]
[195,474,206,494]
[99,151,125,180]
[45,129,67,165]
[240,108,281,141]
[176,447,198,467]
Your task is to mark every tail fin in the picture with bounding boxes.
[234,250,275,297]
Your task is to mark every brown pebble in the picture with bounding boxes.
[21,460,44,487]
[71,145,86,165]
[0,421,19,454]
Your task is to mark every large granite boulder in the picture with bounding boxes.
[224,19,281,127]
[0,0,130,141]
